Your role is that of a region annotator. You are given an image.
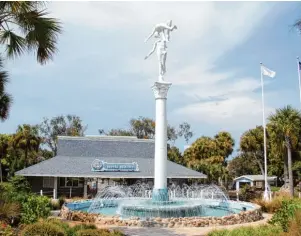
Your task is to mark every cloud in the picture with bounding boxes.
[170,63,275,130]
[174,91,275,131]
[45,1,277,132]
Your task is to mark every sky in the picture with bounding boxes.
[1,1,301,155]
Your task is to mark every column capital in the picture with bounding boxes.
[151,81,172,99]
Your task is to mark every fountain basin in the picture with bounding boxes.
[66,198,251,219]
[62,199,263,228]
[64,184,261,224]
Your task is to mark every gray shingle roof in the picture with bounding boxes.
[234,175,277,181]
[57,136,155,158]
[15,136,206,179]
[15,156,207,178]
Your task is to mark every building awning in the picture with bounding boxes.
[15,156,207,179]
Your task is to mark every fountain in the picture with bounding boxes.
[82,182,233,219]
[64,20,262,224]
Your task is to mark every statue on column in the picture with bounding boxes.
[144,20,177,82]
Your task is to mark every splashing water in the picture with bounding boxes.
[85,182,233,219]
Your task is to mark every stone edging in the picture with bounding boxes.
[59,201,263,228]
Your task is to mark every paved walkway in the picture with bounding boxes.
[66,214,272,236]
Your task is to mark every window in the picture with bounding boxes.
[59,177,65,187]
[66,178,73,187]
[256,181,263,188]
[43,177,54,188]
[59,177,83,188]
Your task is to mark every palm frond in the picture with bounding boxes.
[0,30,26,59]
[0,1,44,15]
[0,2,61,64]
[0,71,9,93]
[14,9,62,64]
[0,92,12,121]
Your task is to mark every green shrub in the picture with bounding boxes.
[271,186,281,192]
[207,224,283,236]
[44,218,72,235]
[20,221,66,236]
[269,199,301,232]
[44,220,100,236]
[239,185,261,201]
[280,210,301,236]
[21,195,51,224]
[0,182,29,204]
[1,182,51,224]
[8,176,31,193]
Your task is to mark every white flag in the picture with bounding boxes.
[261,65,276,78]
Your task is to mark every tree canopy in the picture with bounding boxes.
[39,115,87,155]
[99,116,193,144]
[183,131,235,183]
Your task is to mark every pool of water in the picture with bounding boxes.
[66,199,255,219]
[69,204,244,218]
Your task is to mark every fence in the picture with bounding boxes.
[35,188,74,199]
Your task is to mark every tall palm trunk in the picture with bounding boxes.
[283,154,289,186]
[0,158,2,183]
[287,146,294,197]
[24,147,28,169]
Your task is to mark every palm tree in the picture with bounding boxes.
[267,123,288,185]
[0,134,10,182]
[0,58,12,121]
[0,2,62,64]
[0,2,61,122]
[14,124,41,169]
[214,131,235,160]
[268,105,301,197]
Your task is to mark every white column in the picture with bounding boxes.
[236,181,240,192]
[84,178,88,198]
[152,81,172,190]
[53,177,58,199]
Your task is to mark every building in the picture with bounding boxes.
[233,175,277,191]
[15,136,207,199]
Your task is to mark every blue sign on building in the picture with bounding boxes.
[91,159,139,172]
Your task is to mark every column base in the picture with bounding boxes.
[152,188,169,202]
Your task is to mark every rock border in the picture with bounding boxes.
[60,200,263,228]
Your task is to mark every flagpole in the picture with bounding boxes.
[260,62,269,201]
[297,57,301,109]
